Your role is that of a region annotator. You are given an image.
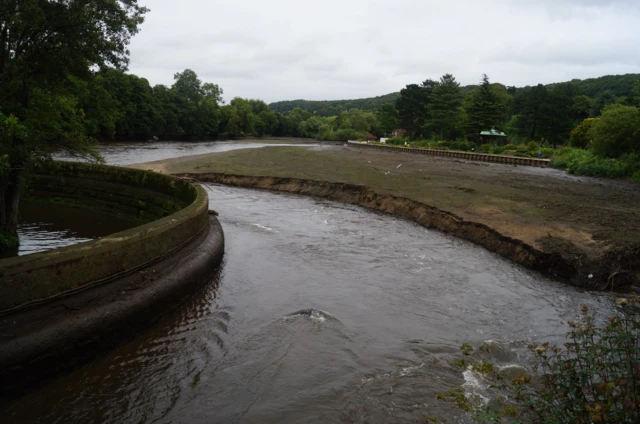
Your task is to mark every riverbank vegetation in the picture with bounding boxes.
[439,298,640,423]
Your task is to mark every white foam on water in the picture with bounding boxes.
[248,223,273,232]
[462,368,491,407]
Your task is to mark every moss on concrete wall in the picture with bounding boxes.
[0,162,209,311]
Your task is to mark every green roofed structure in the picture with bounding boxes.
[480,128,507,145]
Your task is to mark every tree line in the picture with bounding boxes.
[387,73,640,147]
[77,68,380,142]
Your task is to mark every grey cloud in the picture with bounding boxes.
[128,0,640,102]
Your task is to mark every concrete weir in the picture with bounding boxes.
[0,163,224,397]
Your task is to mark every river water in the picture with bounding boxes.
[15,141,321,256]
[3,142,613,423]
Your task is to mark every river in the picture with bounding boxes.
[3,141,612,423]
[15,141,325,256]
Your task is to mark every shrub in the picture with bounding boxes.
[386,136,409,146]
[540,148,556,158]
[570,117,599,149]
[441,298,640,423]
[503,144,518,151]
[334,128,368,141]
[552,149,640,179]
[410,140,429,148]
[478,144,491,153]
[527,141,539,151]
[591,104,640,158]
[0,231,19,251]
[450,141,475,151]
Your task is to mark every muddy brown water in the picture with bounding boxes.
[2,142,614,423]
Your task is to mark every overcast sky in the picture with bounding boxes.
[127,0,640,103]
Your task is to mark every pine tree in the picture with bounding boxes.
[465,75,503,141]
[427,74,463,140]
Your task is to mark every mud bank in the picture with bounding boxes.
[181,172,638,289]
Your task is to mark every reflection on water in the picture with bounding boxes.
[2,184,613,423]
[91,140,322,166]
[13,202,137,257]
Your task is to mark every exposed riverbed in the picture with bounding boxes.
[2,178,612,423]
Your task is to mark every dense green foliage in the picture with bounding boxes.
[441,299,640,423]
[570,118,599,148]
[552,149,640,181]
[268,92,400,116]
[590,105,640,157]
[268,74,640,117]
[0,0,148,250]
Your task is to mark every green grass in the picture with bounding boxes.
[552,149,640,180]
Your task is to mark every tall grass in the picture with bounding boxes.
[552,149,640,181]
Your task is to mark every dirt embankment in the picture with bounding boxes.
[133,146,640,290]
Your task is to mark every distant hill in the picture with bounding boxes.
[268,92,400,116]
[269,73,639,115]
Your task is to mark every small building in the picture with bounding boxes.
[480,128,507,145]
[391,129,407,138]
[366,135,378,143]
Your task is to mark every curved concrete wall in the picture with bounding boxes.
[0,162,210,312]
[348,141,551,167]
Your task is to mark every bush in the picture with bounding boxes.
[386,136,409,146]
[570,117,599,148]
[503,144,518,151]
[552,149,640,179]
[333,128,368,141]
[591,104,640,158]
[478,144,491,153]
[527,141,539,151]
[410,140,429,148]
[441,298,640,423]
[450,141,475,151]
[540,148,556,158]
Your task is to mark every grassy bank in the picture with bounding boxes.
[382,138,640,182]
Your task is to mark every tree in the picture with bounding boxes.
[427,74,463,140]
[171,69,222,137]
[570,118,599,149]
[591,104,640,157]
[539,84,575,147]
[515,84,548,140]
[395,79,436,139]
[376,103,399,137]
[465,75,504,141]
[0,0,148,251]
[590,90,617,117]
[572,94,594,122]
